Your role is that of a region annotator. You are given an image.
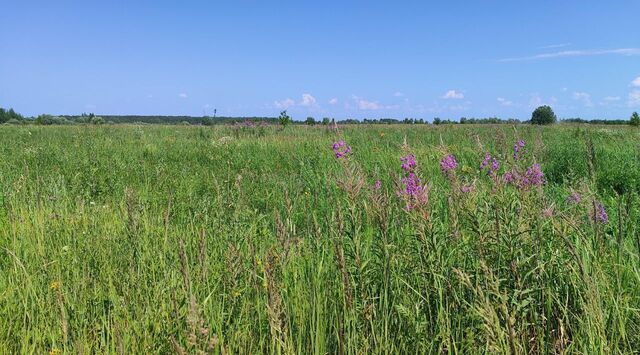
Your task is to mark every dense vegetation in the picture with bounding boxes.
[1,124,639,353]
[2,106,639,126]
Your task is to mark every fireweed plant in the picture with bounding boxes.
[397,154,429,211]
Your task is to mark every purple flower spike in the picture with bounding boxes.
[332,140,352,159]
[480,154,492,170]
[398,154,428,210]
[400,154,417,172]
[513,139,526,160]
[480,154,500,175]
[567,192,582,204]
[440,154,458,175]
[374,180,381,190]
[524,163,544,187]
[593,200,608,224]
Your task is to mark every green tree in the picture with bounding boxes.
[305,116,316,126]
[322,117,330,125]
[278,110,291,128]
[35,114,54,125]
[630,112,640,127]
[91,116,105,125]
[531,105,557,125]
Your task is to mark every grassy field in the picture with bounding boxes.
[1,124,640,354]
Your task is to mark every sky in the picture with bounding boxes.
[1,0,639,120]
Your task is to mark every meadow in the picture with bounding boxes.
[1,123,640,354]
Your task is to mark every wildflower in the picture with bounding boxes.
[592,200,608,224]
[542,206,554,218]
[400,154,417,172]
[374,180,381,190]
[567,191,582,204]
[480,154,491,170]
[503,171,515,184]
[332,140,351,159]
[523,163,544,187]
[50,281,60,291]
[440,154,458,175]
[513,139,526,160]
[490,158,500,175]
[503,163,545,189]
[398,155,429,210]
[480,154,500,175]
[401,173,421,195]
[49,349,61,355]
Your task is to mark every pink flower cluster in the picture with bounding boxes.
[398,154,429,210]
[332,140,352,159]
[503,163,545,190]
[513,140,526,160]
[480,154,500,175]
[440,154,458,175]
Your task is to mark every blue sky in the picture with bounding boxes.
[1,1,639,120]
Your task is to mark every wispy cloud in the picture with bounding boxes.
[538,43,571,49]
[178,93,188,98]
[353,95,383,110]
[497,97,513,106]
[300,93,317,107]
[632,76,640,87]
[500,48,640,62]
[603,96,620,102]
[328,98,338,105]
[441,90,464,99]
[573,92,593,107]
[274,93,319,109]
[274,98,295,109]
[629,90,640,107]
[393,91,404,97]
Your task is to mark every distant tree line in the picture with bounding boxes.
[1,106,639,127]
[0,108,24,124]
[560,118,634,125]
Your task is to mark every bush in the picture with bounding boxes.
[531,105,557,125]
[630,112,640,127]
[278,110,291,128]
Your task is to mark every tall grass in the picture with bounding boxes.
[1,124,639,353]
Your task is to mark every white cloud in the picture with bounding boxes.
[603,96,621,101]
[357,99,382,110]
[274,98,295,109]
[573,92,593,107]
[629,90,640,107]
[351,95,383,110]
[393,92,404,97]
[500,48,640,62]
[441,90,464,99]
[178,93,188,98]
[539,43,571,49]
[497,97,513,106]
[632,76,640,87]
[328,98,338,105]
[300,93,317,107]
